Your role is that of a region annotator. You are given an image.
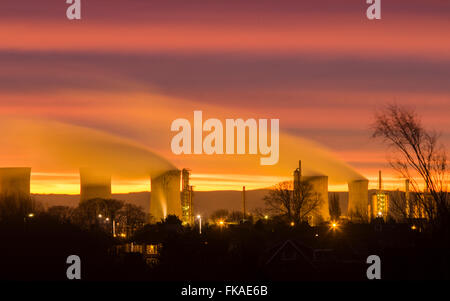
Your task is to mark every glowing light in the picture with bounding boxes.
[315,233,319,237]
[197,215,201,219]
[28,213,34,218]
[330,222,339,231]
[411,225,417,230]
[98,214,102,218]
[264,215,269,220]
[219,220,224,225]
[290,222,295,227]
[105,217,110,221]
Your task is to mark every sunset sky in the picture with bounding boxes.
[0,0,449,194]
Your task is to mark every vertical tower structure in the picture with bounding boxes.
[150,170,182,223]
[181,169,191,224]
[0,167,32,217]
[348,179,369,221]
[0,167,31,200]
[79,168,111,202]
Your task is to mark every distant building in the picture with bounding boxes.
[0,167,32,217]
[347,180,369,222]
[0,167,31,200]
[150,170,182,223]
[79,168,111,202]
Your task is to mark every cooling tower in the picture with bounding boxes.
[0,167,31,200]
[0,168,32,217]
[347,180,369,220]
[150,170,182,223]
[304,175,329,223]
[79,168,111,202]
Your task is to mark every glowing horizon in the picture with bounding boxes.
[1,1,448,194]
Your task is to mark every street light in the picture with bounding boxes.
[264,215,269,220]
[196,215,202,234]
[28,213,34,218]
[331,222,338,231]
[98,214,102,218]
[218,220,224,232]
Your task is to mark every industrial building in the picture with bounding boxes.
[0,167,32,217]
[0,167,31,200]
[347,179,369,221]
[150,170,182,223]
[304,176,329,224]
[370,170,389,220]
[79,168,112,202]
[293,161,329,225]
[181,169,194,225]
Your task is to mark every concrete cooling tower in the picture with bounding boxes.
[80,168,112,202]
[0,167,31,200]
[304,176,329,223]
[150,170,182,223]
[347,180,369,220]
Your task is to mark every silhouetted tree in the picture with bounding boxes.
[116,203,146,235]
[264,181,320,224]
[372,104,449,233]
[73,198,124,233]
[210,209,229,223]
[0,195,36,221]
[47,205,74,223]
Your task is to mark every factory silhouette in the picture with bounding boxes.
[0,160,410,225]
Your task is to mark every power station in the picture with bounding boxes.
[0,167,31,200]
[1,164,416,226]
[150,170,182,223]
[304,175,329,223]
[79,168,112,202]
[370,170,389,220]
[293,161,329,225]
[0,167,32,217]
[348,179,369,221]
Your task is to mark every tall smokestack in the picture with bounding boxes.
[189,185,194,225]
[79,168,111,202]
[150,170,182,223]
[242,186,246,221]
[294,160,301,194]
[378,170,382,191]
[405,179,410,218]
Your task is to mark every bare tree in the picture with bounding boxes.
[264,180,321,224]
[47,205,74,223]
[116,203,146,236]
[210,209,229,223]
[372,104,449,232]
